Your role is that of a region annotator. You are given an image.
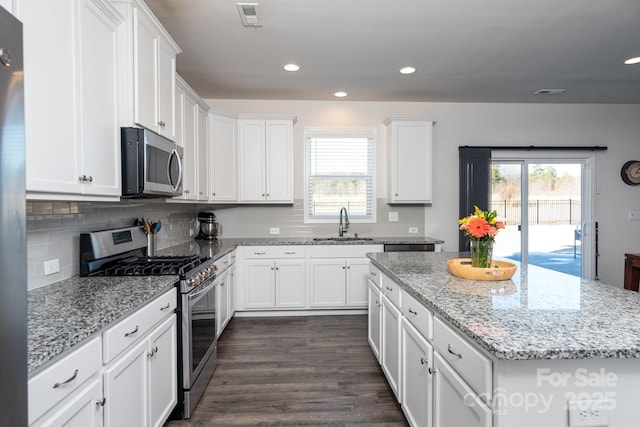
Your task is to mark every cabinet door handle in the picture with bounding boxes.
[447,344,463,359]
[428,367,435,375]
[53,369,78,389]
[420,357,428,365]
[160,302,171,311]
[124,325,139,337]
[370,271,377,276]
[96,397,106,407]
[408,307,417,315]
[385,286,393,291]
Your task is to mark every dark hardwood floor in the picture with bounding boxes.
[165,315,408,427]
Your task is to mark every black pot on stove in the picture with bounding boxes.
[196,211,221,240]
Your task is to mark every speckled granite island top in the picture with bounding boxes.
[368,252,640,361]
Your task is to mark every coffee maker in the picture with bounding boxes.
[195,211,221,240]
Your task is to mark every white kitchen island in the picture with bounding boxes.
[367,251,640,427]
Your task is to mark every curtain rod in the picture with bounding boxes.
[459,145,607,151]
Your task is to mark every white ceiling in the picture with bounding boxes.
[145,0,640,103]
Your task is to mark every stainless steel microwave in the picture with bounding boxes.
[121,127,183,198]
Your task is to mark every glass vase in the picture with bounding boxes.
[470,238,493,268]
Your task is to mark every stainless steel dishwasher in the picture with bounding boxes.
[383,243,435,252]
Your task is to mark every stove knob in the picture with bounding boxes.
[188,277,197,287]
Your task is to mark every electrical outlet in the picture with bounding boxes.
[388,212,399,222]
[44,259,60,276]
[629,211,640,221]
[270,227,280,235]
[409,227,418,234]
[568,401,609,427]
[189,229,194,237]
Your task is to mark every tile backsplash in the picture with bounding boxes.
[26,198,425,290]
[27,200,198,290]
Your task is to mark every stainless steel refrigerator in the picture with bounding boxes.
[0,5,27,426]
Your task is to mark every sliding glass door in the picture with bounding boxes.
[491,154,593,278]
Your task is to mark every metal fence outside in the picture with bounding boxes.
[489,199,581,225]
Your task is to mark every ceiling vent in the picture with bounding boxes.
[237,3,262,27]
[534,89,566,95]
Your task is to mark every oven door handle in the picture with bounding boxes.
[187,280,216,301]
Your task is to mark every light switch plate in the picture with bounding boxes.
[389,212,399,222]
[409,227,418,234]
[270,227,280,235]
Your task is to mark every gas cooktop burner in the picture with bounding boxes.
[98,255,208,277]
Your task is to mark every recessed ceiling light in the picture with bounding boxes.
[334,91,348,98]
[399,66,416,75]
[283,63,300,72]
[534,89,566,95]
[624,57,640,65]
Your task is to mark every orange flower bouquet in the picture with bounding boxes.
[459,206,505,268]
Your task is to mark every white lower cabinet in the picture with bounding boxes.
[244,259,306,309]
[148,317,178,427]
[29,289,178,427]
[216,270,230,338]
[401,318,433,427]
[367,280,382,362]
[307,245,383,309]
[34,377,104,427]
[370,266,492,427]
[381,293,402,401]
[103,315,177,427]
[103,338,148,427]
[433,352,492,427]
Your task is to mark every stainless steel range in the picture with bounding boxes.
[79,226,218,419]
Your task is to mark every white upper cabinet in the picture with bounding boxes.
[20,0,122,200]
[208,111,238,202]
[196,105,209,200]
[384,117,435,204]
[238,117,295,203]
[112,0,180,140]
[172,75,209,202]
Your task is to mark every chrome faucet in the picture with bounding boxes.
[338,207,349,237]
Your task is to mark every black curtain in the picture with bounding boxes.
[458,147,491,251]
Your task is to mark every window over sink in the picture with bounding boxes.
[304,128,376,223]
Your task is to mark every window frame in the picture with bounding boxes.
[303,127,377,224]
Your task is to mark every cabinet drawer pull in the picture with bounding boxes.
[284,252,296,255]
[53,369,78,389]
[160,302,171,311]
[124,325,139,337]
[408,307,417,315]
[254,252,266,255]
[370,271,377,276]
[447,344,463,359]
[96,397,106,407]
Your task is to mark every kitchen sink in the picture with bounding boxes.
[312,236,374,241]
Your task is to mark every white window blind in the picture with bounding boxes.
[305,130,375,221]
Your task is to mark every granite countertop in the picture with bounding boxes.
[28,275,176,374]
[368,251,640,361]
[28,235,442,374]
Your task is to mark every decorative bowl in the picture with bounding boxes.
[447,258,517,281]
